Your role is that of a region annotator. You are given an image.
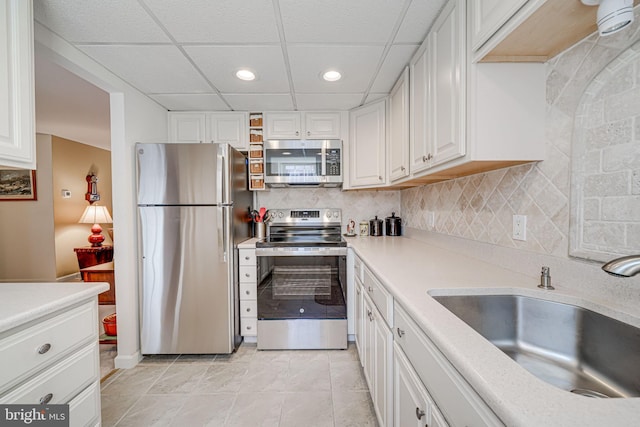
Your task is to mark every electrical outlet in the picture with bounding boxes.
[512,215,527,241]
[61,189,71,199]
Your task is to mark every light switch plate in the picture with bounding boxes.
[513,215,527,241]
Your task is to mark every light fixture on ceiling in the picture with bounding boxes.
[581,0,634,36]
[322,70,342,82]
[235,69,256,81]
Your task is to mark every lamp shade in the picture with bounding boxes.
[79,205,113,225]
[79,205,113,247]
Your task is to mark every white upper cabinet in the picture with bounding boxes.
[168,112,248,150]
[409,39,431,175]
[388,67,409,183]
[169,113,206,144]
[349,99,386,188]
[469,0,528,52]
[430,0,465,167]
[207,112,248,150]
[265,112,341,140]
[0,0,36,169]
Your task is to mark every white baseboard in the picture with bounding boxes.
[114,351,142,369]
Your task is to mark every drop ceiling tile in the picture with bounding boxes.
[149,94,230,111]
[144,0,280,43]
[33,0,170,43]
[369,44,419,93]
[394,0,448,43]
[78,45,212,94]
[296,93,364,111]
[279,0,404,43]
[184,46,289,93]
[288,45,385,93]
[223,94,294,111]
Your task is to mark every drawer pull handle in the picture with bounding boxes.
[40,393,53,405]
[37,343,51,354]
[416,407,425,420]
[397,328,405,338]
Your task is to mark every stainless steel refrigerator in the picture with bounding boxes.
[136,143,252,354]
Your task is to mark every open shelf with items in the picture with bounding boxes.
[248,113,265,190]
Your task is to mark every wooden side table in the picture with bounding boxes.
[74,245,113,269]
[80,261,115,305]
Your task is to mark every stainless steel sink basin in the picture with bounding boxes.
[431,294,640,398]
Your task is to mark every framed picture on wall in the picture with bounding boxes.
[0,169,37,201]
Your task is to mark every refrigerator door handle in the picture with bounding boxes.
[217,147,226,204]
[218,207,227,263]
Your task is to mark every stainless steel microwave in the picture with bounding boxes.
[263,139,343,187]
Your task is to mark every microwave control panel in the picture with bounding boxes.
[326,149,341,176]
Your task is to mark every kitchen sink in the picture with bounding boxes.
[431,294,640,398]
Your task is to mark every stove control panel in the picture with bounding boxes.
[268,208,341,225]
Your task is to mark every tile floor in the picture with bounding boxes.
[100,342,378,427]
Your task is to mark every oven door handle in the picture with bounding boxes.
[256,247,347,257]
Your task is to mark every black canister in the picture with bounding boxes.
[385,212,402,236]
[369,216,384,236]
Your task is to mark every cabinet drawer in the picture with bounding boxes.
[0,343,99,405]
[354,254,364,283]
[240,283,257,300]
[394,303,502,427]
[0,301,97,394]
[364,268,393,328]
[239,265,257,283]
[240,300,257,317]
[69,380,100,427]
[241,317,257,336]
[239,250,256,266]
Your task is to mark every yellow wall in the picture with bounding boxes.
[52,136,112,277]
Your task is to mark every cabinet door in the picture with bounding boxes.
[409,40,432,175]
[469,0,528,51]
[389,67,410,182]
[265,112,301,139]
[394,344,432,427]
[304,112,341,139]
[208,112,247,150]
[373,308,393,427]
[169,113,206,143]
[355,277,365,365]
[0,0,35,169]
[430,0,465,167]
[349,100,386,187]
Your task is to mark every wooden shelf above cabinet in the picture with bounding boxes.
[481,0,640,63]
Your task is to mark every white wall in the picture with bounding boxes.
[35,23,168,368]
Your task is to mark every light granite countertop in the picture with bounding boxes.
[0,282,109,334]
[346,235,640,427]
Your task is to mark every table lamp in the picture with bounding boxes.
[79,205,113,247]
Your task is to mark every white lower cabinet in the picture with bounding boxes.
[360,289,392,427]
[394,342,448,427]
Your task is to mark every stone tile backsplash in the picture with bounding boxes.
[402,8,640,262]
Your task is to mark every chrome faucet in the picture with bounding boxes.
[602,255,640,277]
[538,266,554,290]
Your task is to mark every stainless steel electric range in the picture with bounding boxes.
[255,208,347,350]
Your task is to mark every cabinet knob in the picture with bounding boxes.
[246,326,252,330]
[245,256,250,260]
[245,290,250,295]
[378,176,383,181]
[40,393,53,405]
[296,131,299,136]
[37,343,52,355]
[416,407,425,420]
[368,286,373,293]
[397,328,405,338]
[307,131,311,136]
[400,166,406,172]
[427,153,433,160]
[246,307,251,312]
[245,273,251,278]
[422,155,427,162]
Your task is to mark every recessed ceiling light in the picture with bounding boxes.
[236,69,256,81]
[322,70,342,82]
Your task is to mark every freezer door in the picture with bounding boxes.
[139,206,234,354]
[136,143,220,205]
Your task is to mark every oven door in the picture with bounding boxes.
[255,247,347,349]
